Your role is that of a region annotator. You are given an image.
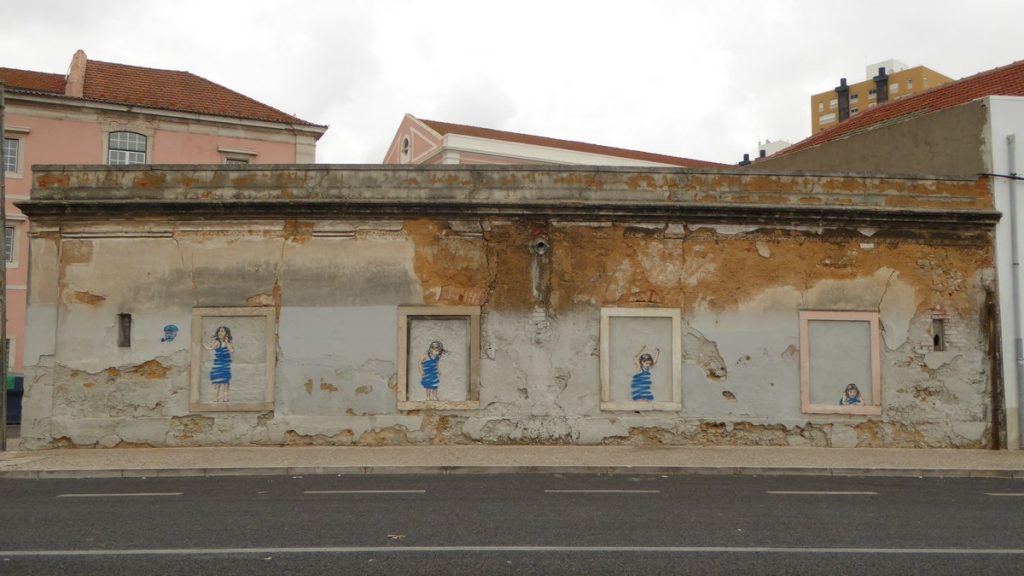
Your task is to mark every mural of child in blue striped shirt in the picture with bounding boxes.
[418,340,446,401]
[631,346,660,401]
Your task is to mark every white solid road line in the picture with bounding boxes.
[56,492,183,498]
[544,489,661,494]
[4,545,1024,557]
[766,491,877,495]
[303,490,426,494]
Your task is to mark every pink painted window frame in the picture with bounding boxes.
[799,310,882,416]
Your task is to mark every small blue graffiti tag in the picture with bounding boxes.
[161,325,179,342]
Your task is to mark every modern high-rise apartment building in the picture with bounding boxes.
[810,60,953,133]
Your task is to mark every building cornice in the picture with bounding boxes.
[18,166,1000,239]
[6,91,327,138]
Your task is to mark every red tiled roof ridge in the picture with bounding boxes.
[0,67,66,94]
[81,59,323,127]
[418,117,729,168]
[777,59,1024,157]
[2,57,324,129]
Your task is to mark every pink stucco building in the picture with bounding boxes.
[1,50,326,385]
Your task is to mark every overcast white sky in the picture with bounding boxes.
[4,0,1023,165]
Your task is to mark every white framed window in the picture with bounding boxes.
[907,79,913,90]
[218,146,257,165]
[890,82,899,94]
[829,98,838,110]
[819,112,836,124]
[3,137,20,175]
[850,93,859,103]
[4,225,14,264]
[108,131,147,165]
[868,88,877,100]
[817,102,824,113]
[850,107,859,115]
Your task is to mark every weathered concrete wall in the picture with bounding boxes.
[18,166,999,448]
[752,99,990,177]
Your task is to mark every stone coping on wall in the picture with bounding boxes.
[20,165,999,231]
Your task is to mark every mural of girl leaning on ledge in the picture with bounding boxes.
[203,326,234,402]
[839,383,863,406]
[189,307,276,413]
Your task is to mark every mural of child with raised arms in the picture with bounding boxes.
[631,345,660,401]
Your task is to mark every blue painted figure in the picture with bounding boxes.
[161,324,179,342]
[631,346,660,401]
[418,340,446,401]
[203,326,234,402]
[839,383,863,406]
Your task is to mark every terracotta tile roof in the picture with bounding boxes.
[779,59,1024,157]
[0,67,66,95]
[2,59,322,128]
[419,118,730,168]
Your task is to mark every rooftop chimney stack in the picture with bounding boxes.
[739,153,751,166]
[65,49,87,98]
[835,77,850,122]
[873,66,889,104]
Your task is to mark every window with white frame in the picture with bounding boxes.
[4,225,14,263]
[108,131,147,165]
[907,79,913,90]
[890,82,900,94]
[3,138,18,174]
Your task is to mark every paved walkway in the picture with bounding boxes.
[3,441,1024,479]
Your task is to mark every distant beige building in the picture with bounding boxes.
[810,59,953,133]
[383,114,728,168]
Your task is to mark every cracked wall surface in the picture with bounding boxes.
[18,166,999,449]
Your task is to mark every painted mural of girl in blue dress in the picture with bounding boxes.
[839,383,863,406]
[203,326,234,402]
[631,346,660,401]
[418,340,446,401]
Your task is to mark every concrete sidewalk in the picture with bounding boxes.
[2,442,1024,479]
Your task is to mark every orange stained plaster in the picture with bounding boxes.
[35,173,71,189]
[406,220,990,316]
[132,172,167,189]
[282,219,315,244]
[405,219,504,306]
[553,173,606,190]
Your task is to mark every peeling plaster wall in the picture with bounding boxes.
[18,166,999,449]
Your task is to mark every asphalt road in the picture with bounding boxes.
[2,473,1024,575]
